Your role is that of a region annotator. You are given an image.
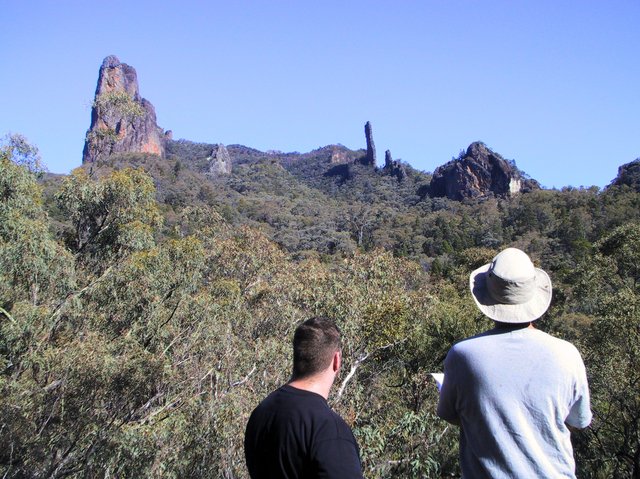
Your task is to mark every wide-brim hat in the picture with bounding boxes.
[469,248,552,323]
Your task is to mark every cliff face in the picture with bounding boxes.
[207,144,232,176]
[82,56,168,164]
[610,158,640,191]
[329,146,353,165]
[429,142,539,200]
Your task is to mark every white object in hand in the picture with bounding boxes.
[430,373,444,392]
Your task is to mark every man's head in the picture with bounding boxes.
[292,317,342,380]
[469,247,552,324]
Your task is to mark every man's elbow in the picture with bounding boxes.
[566,422,589,433]
[565,410,592,433]
[436,408,460,426]
[443,416,460,426]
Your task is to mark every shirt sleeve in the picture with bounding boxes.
[313,435,363,479]
[565,353,592,429]
[437,348,459,423]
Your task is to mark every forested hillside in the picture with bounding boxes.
[2,132,640,478]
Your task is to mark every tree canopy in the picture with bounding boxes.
[2,138,640,477]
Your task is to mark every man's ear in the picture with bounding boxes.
[332,350,341,373]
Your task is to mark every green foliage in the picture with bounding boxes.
[56,167,162,272]
[569,224,640,478]
[86,127,119,147]
[93,90,145,124]
[1,133,45,174]
[0,147,73,307]
[3,134,640,477]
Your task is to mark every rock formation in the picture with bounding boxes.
[329,146,351,164]
[383,150,407,181]
[609,158,640,191]
[429,142,539,201]
[207,144,232,176]
[82,55,167,164]
[362,121,376,166]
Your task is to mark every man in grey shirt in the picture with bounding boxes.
[437,248,592,478]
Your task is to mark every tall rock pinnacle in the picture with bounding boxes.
[363,121,376,166]
[207,144,232,176]
[383,149,407,181]
[82,55,167,164]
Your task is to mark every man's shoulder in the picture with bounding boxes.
[450,328,582,361]
[249,386,353,441]
[449,329,501,353]
[527,329,583,357]
[250,385,335,425]
[320,405,355,438]
[453,328,577,347]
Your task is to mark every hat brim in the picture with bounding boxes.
[469,264,552,323]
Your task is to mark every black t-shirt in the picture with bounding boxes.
[244,384,363,479]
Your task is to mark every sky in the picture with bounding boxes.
[1,0,638,189]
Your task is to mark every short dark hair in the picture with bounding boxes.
[292,317,342,379]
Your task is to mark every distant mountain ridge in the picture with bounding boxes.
[82,56,635,199]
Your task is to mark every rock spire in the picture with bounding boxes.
[362,121,376,166]
[207,144,232,176]
[383,150,407,181]
[82,55,167,164]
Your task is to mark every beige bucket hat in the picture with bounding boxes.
[469,248,552,323]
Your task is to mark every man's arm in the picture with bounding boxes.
[314,436,363,479]
[437,387,461,426]
[312,413,364,479]
[442,415,461,426]
[437,350,460,426]
[565,351,592,430]
[566,423,586,433]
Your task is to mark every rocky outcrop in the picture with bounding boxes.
[383,150,407,181]
[362,121,376,166]
[429,142,539,200]
[82,55,167,164]
[609,158,640,191]
[207,144,232,175]
[330,146,352,165]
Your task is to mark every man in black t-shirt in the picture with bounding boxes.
[244,317,363,479]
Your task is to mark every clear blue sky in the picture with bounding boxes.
[1,0,638,188]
